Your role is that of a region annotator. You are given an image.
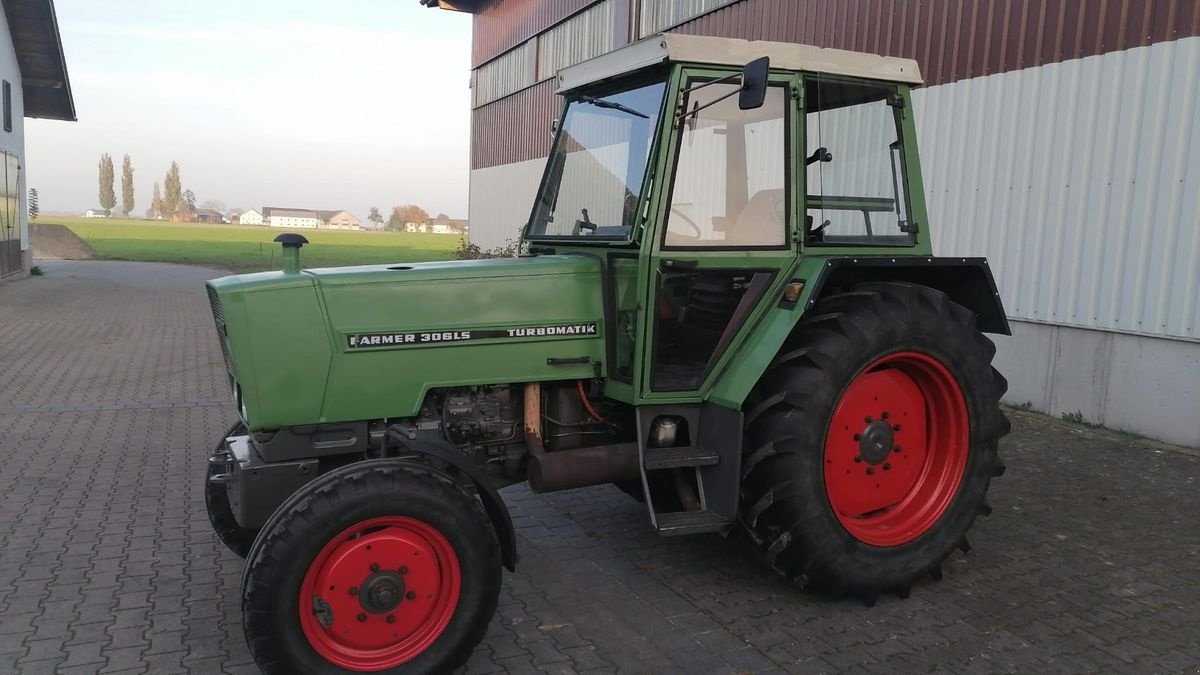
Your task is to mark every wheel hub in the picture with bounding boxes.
[858,419,895,465]
[298,516,462,671]
[360,570,406,614]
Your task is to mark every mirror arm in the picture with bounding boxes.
[675,86,742,125]
[680,72,741,95]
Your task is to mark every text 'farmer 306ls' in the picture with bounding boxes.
[205,34,1011,674]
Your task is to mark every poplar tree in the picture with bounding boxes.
[120,154,135,216]
[98,154,116,212]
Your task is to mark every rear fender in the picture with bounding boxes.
[706,256,1008,410]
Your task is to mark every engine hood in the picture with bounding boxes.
[206,255,607,431]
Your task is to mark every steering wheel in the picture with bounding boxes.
[668,206,702,239]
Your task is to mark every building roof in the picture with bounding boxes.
[194,208,223,217]
[2,0,75,121]
[262,207,354,221]
[417,0,488,11]
[557,33,923,94]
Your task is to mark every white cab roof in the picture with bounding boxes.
[557,33,923,93]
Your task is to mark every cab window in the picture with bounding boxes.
[664,82,788,248]
[805,77,915,246]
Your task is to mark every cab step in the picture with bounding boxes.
[654,510,730,536]
[644,446,719,470]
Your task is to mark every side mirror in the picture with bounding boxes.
[738,56,770,110]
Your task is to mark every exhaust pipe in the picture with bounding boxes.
[274,233,309,274]
[523,382,639,493]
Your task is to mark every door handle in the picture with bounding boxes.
[660,259,699,269]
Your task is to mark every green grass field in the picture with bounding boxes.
[55,217,462,272]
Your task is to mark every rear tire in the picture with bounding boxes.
[242,459,501,674]
[739,282,1009,601]
[205,420,258,558]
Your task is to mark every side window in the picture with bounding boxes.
[805,77,914,246]
[665,82,787,248]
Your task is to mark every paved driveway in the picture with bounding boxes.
[0,261,1197,674]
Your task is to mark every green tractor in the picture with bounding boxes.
[205,34,1010,674]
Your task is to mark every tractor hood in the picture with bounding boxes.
[206,255,606,431]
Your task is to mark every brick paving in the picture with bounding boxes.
[0,259,1198,674]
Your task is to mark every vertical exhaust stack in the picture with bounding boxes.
[273,233,309,274]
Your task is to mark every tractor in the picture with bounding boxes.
[204,34,1010,674]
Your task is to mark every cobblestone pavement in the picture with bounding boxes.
[1,260,1197,675]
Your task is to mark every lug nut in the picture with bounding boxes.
[865,416,873,423]
[349,587,358,596]
[853,433,862,441]
[893,424,902,431]
[399,566,408,575]
[883,463,891,470]
[357,613,367,622]
[406,591,416,600]
[866,467,875,475]
[881,411,890,420]
[387,615,396,624]
[370,563,380,573]
[893,444,903,453]
[853,456,862,463]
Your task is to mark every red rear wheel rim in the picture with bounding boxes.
[299,516,461,671]
[823,352,970,547]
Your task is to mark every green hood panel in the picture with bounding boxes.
[210,255,606,431]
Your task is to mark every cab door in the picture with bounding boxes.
[639,69,802,401]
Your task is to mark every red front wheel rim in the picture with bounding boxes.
[823,351,970,547]
[299,516,461,671]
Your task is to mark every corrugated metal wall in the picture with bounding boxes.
[472,80,558,169]
[473,43,532,107]
[472,0,597,67]
[672,0,1200,86]
[920,36,1200,341]
[638,0,738,36]
[538,1,616,81]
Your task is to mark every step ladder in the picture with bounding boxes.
[636,405,743,537]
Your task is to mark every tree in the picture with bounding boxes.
[120,154,135,216]
[385,207,404,231]
[162,162,182,220]
[436,212,449,221]
[200,199,226,213]
[98,154,116,212]
[151,182,163,218]
[392,204,430,227]
[27,187,38,221]
[184,189,196,210]
[368,207,383,229]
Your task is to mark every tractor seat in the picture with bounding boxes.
[727,189,786,246]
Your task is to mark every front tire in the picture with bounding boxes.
[205,420,258,558]
[740,282,1009,601]
[242,460,502,674]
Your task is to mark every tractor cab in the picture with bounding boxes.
[521,35,935,407]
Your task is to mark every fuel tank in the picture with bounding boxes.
[206,255,605,431]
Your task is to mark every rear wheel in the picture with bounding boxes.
[205,420,258,558]
[740,282,1009,601]
[242,459,501,673]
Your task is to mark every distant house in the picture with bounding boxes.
[321,210,361,230]
[194,208,224,224]
[239,208,264,226]
[263,207,321,229]
[84,209,110,218]
[404,221,428,233]
[430,215,469,235]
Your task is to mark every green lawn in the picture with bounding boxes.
[56,217,462,272]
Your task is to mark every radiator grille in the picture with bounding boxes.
[206,284,234,376]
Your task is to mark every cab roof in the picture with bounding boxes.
[556,33,923,94]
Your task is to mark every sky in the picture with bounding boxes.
[26,0,473,218]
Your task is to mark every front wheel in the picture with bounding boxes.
[242,459,501,674]
[205,420,258,558]
[740,282,1009,602]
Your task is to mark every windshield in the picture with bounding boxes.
[527,80,667,240]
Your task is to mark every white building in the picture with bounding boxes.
[239,208,263,225]
[263,207,321,229]
[84,209,109,218]
[0,0,75,279]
